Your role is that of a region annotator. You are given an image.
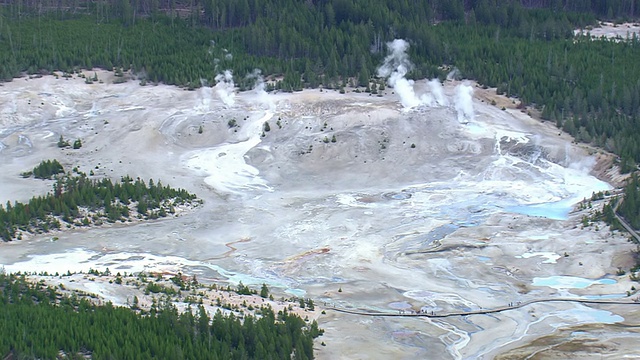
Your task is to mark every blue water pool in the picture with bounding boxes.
[506,199,574,220]
[532,275,617,289]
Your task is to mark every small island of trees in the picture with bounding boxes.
[20,159,65,180]
[0,162,200,241]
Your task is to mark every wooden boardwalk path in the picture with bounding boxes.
[327,297,639,319]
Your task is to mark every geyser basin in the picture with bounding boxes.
[0,71,633,360]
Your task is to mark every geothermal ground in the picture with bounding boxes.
[1,71,639,359]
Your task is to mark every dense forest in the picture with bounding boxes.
[0,273,319,359]
[619,174,640,230]
[0,168,199,241]
[0,2,639,221]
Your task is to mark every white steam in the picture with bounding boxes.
[377,39,476,123]
[377,39,421,108]
[455,83,474,123]
[197,78,212,112]
[377,39,413,79]
[377,39,448,109]
[246,69,275,110]
[427,79,448,106]
[222,48,233,61]
[215,70,236,107]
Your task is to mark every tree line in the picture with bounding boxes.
[0,272,319,359]
[3,1,638,26]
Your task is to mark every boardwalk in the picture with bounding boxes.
[327,297,639,319]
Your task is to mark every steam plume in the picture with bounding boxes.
[215,70,236,107]
[246,69,275,110]
[455,83,474,123]
[377,39,413,79]
[197,78,212,112]
[427,79,448,106]
[377,39,448,109]
[377,39,422,108]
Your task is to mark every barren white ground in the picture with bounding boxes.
[1,71,639,359]
[575,21,640,40]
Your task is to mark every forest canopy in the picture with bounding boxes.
[0,273,319,359]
